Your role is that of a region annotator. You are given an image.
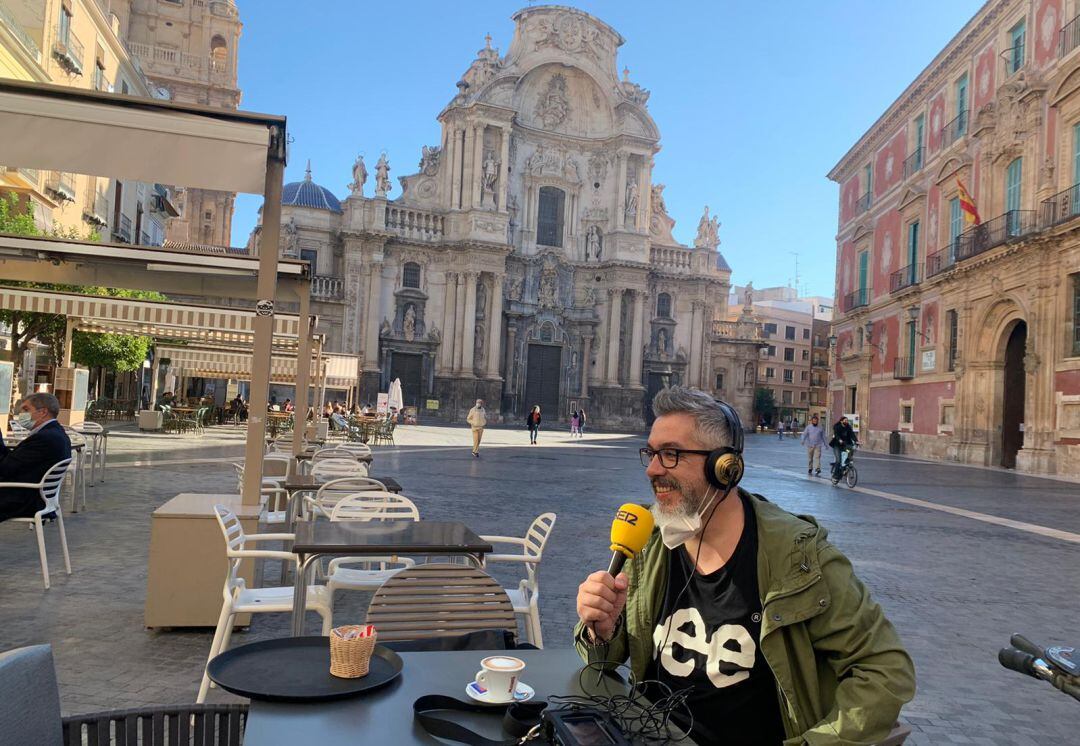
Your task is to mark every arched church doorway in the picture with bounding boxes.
[524,344,562,421]
[1001,320,1026,469]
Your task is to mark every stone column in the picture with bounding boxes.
[454,271,468,373]
[498,127,511,212]
[504,319,517,388]
[688,302,702,387]
[445,127,460,208]
[486,275,505,378]
[606,289,622,384]
[629,291,645,386]
[581,335,592,398]
[363,262,383,371]
[471,124,485,209]
[440,271,458,374]
[462,125,477,211]
[462,272,478,377]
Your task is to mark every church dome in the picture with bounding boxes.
[282,162,342,213]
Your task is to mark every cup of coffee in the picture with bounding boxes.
[474,655,525,702]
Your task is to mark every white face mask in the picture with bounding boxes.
[650,487,719,550]
[16,411,33,428]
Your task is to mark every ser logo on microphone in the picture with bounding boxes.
[614,509,639,526]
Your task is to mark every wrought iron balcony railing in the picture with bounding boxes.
[843,288,870,313]
[52,26,84,75]
[939,110,968,149]
[953,210,1036,262]
[1063,14,1080,58]
[1039,183,1080,228]
[83,192,108,227]
[890,263,919,293]
[45,171,75,202]
[925,243,957,278]
[112,214,132,243]
[903,147,924,179]
[893,357,915,380]
[854,191,871,214]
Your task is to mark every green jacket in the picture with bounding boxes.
[574,491,915,745]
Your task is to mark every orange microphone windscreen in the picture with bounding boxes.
[609,503,654,559]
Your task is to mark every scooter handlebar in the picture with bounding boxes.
[1009,634,1044,658]
[998,647,1037,677]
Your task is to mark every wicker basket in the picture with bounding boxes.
[329,626,377,678]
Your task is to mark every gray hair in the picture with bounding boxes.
[23,392,60,418]
[650,386,733,449]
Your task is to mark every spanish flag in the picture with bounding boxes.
[957,178,981,225]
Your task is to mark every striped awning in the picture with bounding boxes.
[0,285,301,345]
[157,345,359,389]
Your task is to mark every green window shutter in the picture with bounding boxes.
[1006,157,1022,213]
[949,197,962,240]
[1010,20,1026,74]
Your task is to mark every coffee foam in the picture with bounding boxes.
[482,655,524,671]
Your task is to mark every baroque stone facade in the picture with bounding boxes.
[253,6,762,428]
[829,0,1080,476]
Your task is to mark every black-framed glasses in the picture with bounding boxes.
[639,447,713,468]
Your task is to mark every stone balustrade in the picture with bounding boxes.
[712,319,761,340]
[127,41,204,71]
[311,275,344,300]
[650,245,693,272]
[384,206,446,241]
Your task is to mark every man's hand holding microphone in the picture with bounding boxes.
[577,503,654,644]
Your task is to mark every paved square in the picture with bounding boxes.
[1,423,1076,742]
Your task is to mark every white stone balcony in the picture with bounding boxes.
[126,41,204,72]
[311,275,344,300]
[650,245,693,272]
[384,205,446,242]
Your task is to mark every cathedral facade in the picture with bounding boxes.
[254,6,762,428]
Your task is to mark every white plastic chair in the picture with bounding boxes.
[311,458,367,481]
[311,447,359,463]
[324,492,420,610]
[481,513,556,648]
[198,505,333,703]
[4,459,73,590]
[303,476,388,520]
[262,453,292,482]
[232,463,290,525]
[334,442,372,460]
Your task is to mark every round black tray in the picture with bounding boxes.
[207,636,403,702]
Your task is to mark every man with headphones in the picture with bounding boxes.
[574,386,914,745]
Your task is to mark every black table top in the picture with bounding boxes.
[243,649,692,746]
[291,520,492,556]
[296,451,373,463]
[283,474,401,493]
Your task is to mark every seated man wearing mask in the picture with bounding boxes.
[0,393,72,522]
[574,387,914,745]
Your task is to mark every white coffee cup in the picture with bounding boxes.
[474,655,525,702]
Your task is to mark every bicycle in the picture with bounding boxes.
[830,446,858,488]
[999,633,1080,702]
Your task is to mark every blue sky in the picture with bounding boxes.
[231,0,985,298]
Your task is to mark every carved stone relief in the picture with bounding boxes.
[534,73,570,129]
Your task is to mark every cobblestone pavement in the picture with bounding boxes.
[1,423,1077,743]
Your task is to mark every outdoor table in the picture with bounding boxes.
[290,521,492,635]
[170,406,197,415]
[73,427,107,486]
[241,648,693,745]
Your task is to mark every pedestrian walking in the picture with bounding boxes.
[777,420,784,440]
[527,405,542,444]
[800,414,827,476]
[466,399,486,457]
[570,409,581,438]
[829,415,858,481]
[578,407,587,435]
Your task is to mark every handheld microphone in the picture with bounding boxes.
[607,503,654,576]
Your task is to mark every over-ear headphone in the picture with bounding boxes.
[704,399,745,491]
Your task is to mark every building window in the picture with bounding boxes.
[814,334,822,347]
[782,390,793,404]
[956,73,969,135]
[906,220,919,277]
[863,163,872,204]
[783,369,793,383]
[763,322,777,336]
[801,370,809,382]
[857,251,869,302]
[949,197,963,257]
[656,292,672,319]
[946,309,959,371]
[1072,274,1080,356]
[210,35,228,66]
[802,328,810,340]
[1006,157,1023,213]
[800,391,808,402]
[300,248,317,269]
[913,114,924,170]
[1008,19,1026,75]
[767,345,776,357]
[783,347,794,362]
[537,186,565,247]
[765,367,775,379]
[901,404,913,425]
[785,325,796,340]
[403,261,421,289]
[715,372,724,390]
[802,349,810,361]
[58,2,72,43]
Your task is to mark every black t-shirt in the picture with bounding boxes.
[644,495,785,744]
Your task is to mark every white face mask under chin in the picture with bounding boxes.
[651,487,719,550]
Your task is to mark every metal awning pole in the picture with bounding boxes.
[241,125,285,507]
[291,282,312,457]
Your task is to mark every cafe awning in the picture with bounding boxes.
[156,345,359,390]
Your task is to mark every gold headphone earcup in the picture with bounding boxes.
[712,453,744,489]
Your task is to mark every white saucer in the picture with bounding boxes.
[465,680,534,704]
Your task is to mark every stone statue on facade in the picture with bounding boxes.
[650,184,668,216]
[282,216,298,256]
[403,305,416,342]
[349,155,367,195]
[474,324,485,368]
[380,318,392,337]
[657,328,668,356]
[419,145,441,176]
[534,73,570,129]
[375,153,391,197]
[482,151,499,199]
[743,281,754,311]
[586,225,602,261]
[694,206,720,248]
[539,268,558,309]
[583,284,598,307]
[624,177,638,222]
[475,280,487,320]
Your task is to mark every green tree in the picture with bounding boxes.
[754,387,776,426]
[0,195,163,400]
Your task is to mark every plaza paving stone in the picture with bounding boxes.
[0,423,1077,743]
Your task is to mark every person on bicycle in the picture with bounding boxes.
[830,415,858,481]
